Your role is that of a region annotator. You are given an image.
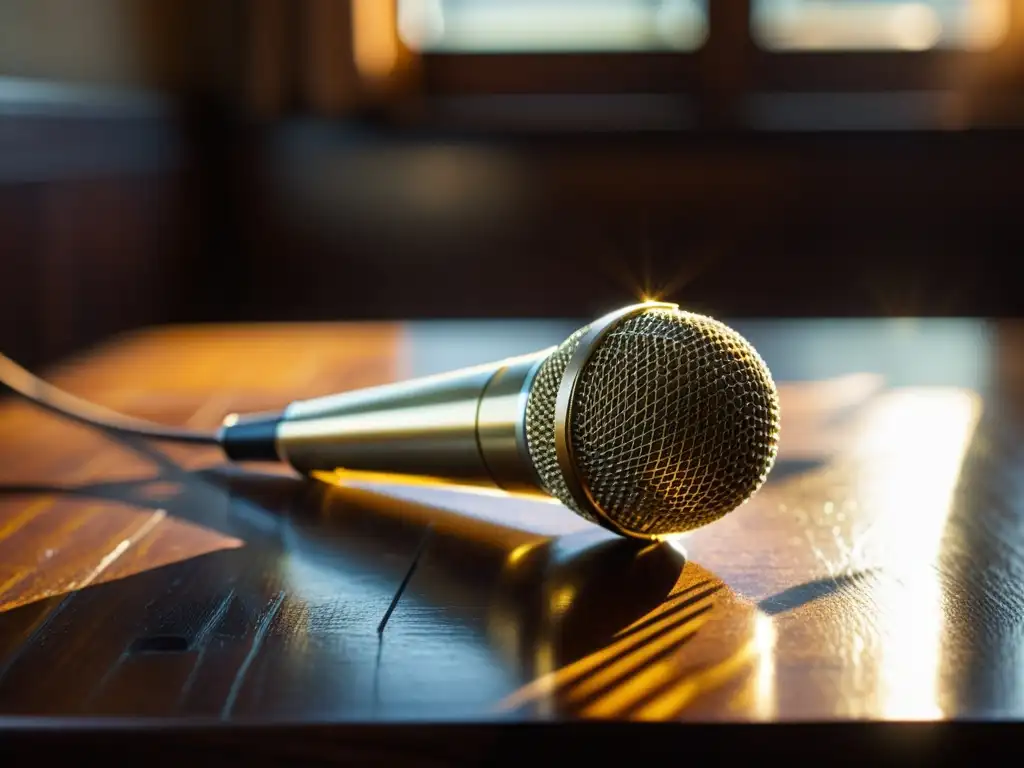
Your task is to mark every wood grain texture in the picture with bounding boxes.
[1,318,1023,742]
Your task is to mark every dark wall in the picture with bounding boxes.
[229,122,1024,321]
[0,1,244,367]
[0,90,194,368]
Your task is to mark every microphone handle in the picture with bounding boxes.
[218,349,552,494]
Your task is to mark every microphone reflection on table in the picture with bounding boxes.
[207,467,749,716]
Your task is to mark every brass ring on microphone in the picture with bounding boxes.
[553,301,678,541]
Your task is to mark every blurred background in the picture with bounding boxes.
[3,0,1024,368]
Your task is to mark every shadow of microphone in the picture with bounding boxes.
[205,468,692,683]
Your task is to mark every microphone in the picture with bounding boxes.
[218,302,781,540]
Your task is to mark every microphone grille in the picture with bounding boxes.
[525,323,601,525]
[525,307,780,538]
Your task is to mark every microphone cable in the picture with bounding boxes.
[0,350,219,445]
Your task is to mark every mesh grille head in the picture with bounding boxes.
[525,307,780,538]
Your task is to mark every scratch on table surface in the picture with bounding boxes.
[67,509,167,591]
[177,589,236,707]
[0,591,77,685]
[0,494,159,683]
[377,523,434,635]
[220,590,286,720]
[373,636,384,715]
[195,588,237,648]
[86,648,131,705]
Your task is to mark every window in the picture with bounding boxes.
[398,0,709,53]
[752,0,1010,52]
[390,1,1021,127]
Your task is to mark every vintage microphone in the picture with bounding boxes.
[0,302,781,540]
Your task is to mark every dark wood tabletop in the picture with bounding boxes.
[2,316,1024,763]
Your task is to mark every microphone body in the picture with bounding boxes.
[217,301,781,540]
[220,348,552,494]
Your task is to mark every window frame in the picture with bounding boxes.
[413,1,1017,93]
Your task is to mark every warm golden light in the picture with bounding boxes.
[0,501,244,614]
[505,543,536,566]
[548,584,575,616]
[754,0,1009,51]
[752,612,777,720]
[852,389,980,720]
[630,633,757,720]
[966,0,1011,49]
[584,612,712,718]
[317,468,522,498]
[352,0,399,81]
[497,584,715,714]
[889,3,942,50]
[493,565,767,719]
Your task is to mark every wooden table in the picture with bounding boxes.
[1,317,1023,763]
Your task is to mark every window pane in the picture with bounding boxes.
[398,0,709,52]
[752,0,1010,51]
